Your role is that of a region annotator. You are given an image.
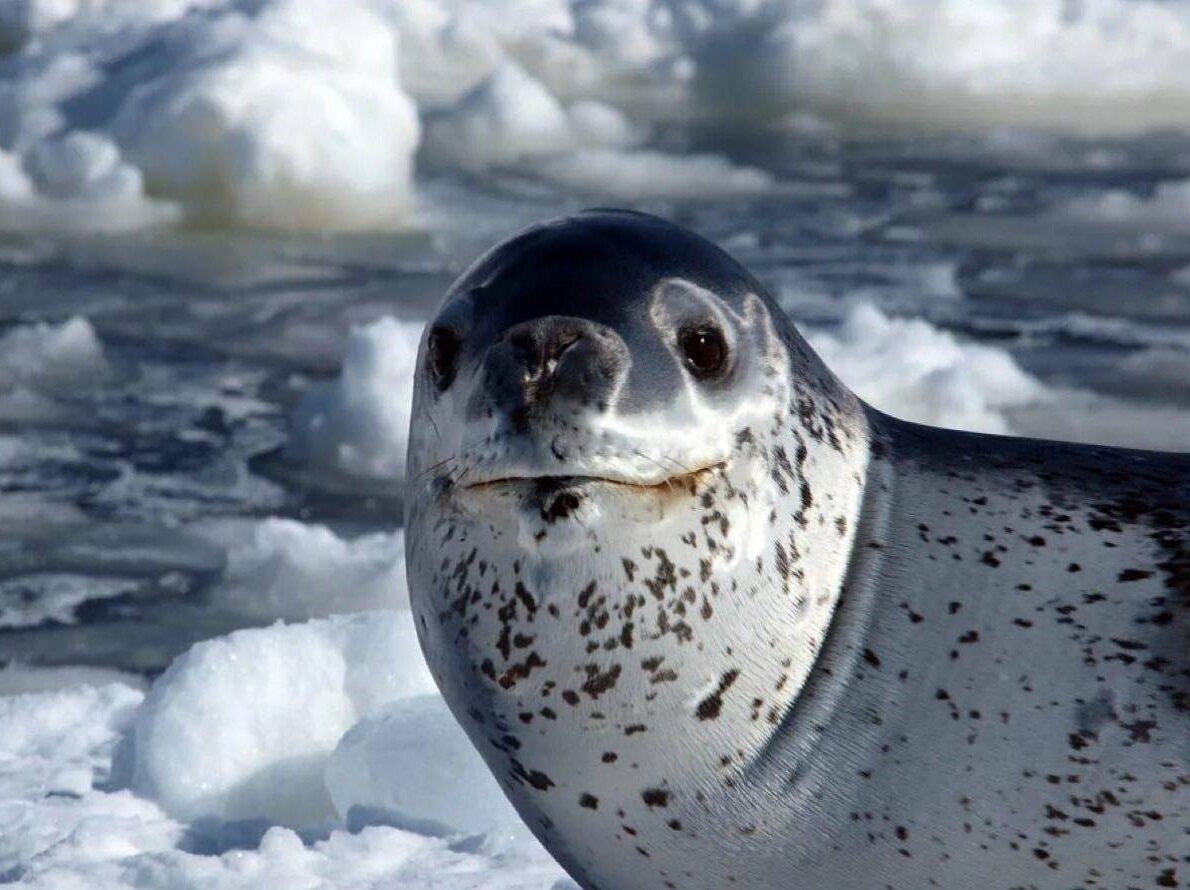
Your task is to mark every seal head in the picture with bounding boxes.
[405,210,870,889]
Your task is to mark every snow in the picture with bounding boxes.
[287,316,424,483]
[0,316,107,393]
[198,518,409,621]
[125,611,435,828]
[0,0,419,232]
[423,63,769,198]
[807,303,1047,434]
[6,0,1190,233]
[0,673,566,889]
[0,442,572,887]
[1056,179,1190,233]
[0,315,109,425]
[425,63,580,172]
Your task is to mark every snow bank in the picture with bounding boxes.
[0,136,180,233]
[198,518,408,621]
[287,315,424,483]
[807,303,1046,434]
[0,681,183,881]
[0,0,419,232]
[425,63,587,171]
[127,610,435,829]
[0,682,142,800]
[781,0,1190,135]
[6,0,1190,233]
[112,0,419,230]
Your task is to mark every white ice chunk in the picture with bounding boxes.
[780,0,1190,134]
[325,695,525,842]
[113,0,420,230]
[127,610,435,828]
[1056,179,1190,232]
[425,63,575,171]
[808,303,1046,434]
[199,518,409,621]
[0,316,108,393]
[287,315,424,482]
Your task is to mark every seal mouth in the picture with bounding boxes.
[449,462,729,527]
[461,463,725,494]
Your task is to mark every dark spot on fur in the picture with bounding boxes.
[696,669,740,720]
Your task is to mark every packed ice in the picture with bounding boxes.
[6,0,1190,232]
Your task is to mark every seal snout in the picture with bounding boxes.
[480,315,626,433]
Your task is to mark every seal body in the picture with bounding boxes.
[405,211,1188,890]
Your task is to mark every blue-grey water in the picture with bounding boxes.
[2,129,1189,679]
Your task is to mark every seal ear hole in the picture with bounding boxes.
[679,324,729,378]
[426,326,461,390]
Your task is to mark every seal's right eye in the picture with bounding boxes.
[426,327,461,390]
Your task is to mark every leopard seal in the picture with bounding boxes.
[404,210,1188,890]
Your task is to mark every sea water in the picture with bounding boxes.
[1,1,1189,887]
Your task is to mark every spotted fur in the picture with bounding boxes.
[406,211,1188,890]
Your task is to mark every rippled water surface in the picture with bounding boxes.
[3,126,1190,672]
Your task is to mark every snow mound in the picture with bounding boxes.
[113,0,419,230]
[1,0,419,232]
[287,316,424,483]
[808,303,1047,434]
[127,610,435,829]
[425,63,584,171]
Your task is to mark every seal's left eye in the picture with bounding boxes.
[426,327,461,390]
[680,325,728,378]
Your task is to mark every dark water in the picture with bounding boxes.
[2,130,1189,678]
